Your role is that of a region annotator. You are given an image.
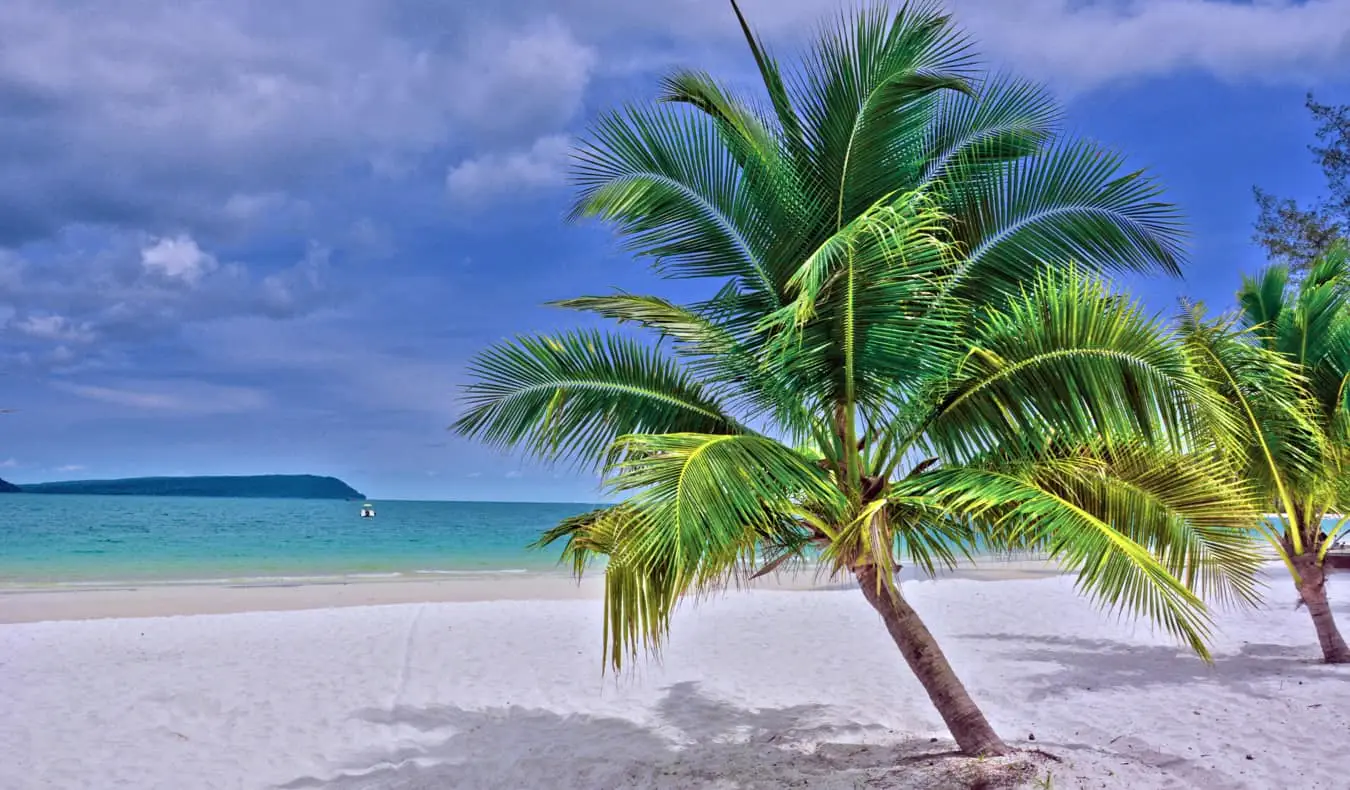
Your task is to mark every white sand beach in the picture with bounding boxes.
[2,568,1346,789]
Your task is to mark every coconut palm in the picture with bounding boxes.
[454,1,1263,756]
[1181,240,1350,663]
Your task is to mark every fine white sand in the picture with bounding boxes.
[2,570,1346,789]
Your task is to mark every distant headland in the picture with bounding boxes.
[0,474,364,500]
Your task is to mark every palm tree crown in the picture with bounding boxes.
[1182,240,1350,662]
[455,0,1262,754]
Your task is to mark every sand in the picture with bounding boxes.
[2,568,1346,789]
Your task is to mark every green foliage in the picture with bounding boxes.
[456,1,1262,672]
[1183,241,1350,562]
[1253,94,1350,273]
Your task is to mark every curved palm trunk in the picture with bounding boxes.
[1293,553,1350,663]
[853,564,1011,756]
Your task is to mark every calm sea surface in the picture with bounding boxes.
[0,495,596,588]
[2,494,1334,589]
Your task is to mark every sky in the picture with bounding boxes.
[1,0,1349,502]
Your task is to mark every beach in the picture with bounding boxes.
[3,566,1346,789]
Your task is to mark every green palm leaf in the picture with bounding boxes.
[926,267,1228,461]
[572,104,780,302]
[907,444,1262,659]
[590,432,843,668]
[948,140,1186,303]
[454,330,743,467]
[920,75,1059,190]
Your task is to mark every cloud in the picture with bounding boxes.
[52,380,268,415]
[0,458,17,468]
[184,314,465,422]
[55,464,85,473]
[505,470,523,479]
[0,232,331,372]
[446,135,572,204]
[447,18,596,142]
[562,0,1350,93]
[140,236,217,284]
[10,314,95,344]
[0,1,596,245]
[947,0,1350,92]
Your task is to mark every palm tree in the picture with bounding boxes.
[454,1,1262,756]
[1181,241,1350,663]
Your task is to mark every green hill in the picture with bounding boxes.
[11,474,364,500]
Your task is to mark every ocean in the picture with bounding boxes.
[3,495,1337,590]
[0,495,597,589]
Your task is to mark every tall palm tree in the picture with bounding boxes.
[455,1,1262,756]
[1181,241,1350,663]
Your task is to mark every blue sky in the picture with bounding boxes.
[1,0,1348,502]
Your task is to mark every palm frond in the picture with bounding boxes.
[585,432,843,668]
[925,267,1228,461]
[796,2,977,229]
[757,191,961,417]
[453,330,743,467]
[728,0,806,163]
[1178,307,1327,533]
[571,104,780,301]
[948,140,1186,303]
[921,74,1060,190]
[906,447,1260,659]
[606,433,845,575]
[534,505,634,577]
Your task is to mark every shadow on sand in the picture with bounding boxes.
[276,681,1037,790]
[961,611,1350,702]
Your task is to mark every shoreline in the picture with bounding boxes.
[0,556,1069,623]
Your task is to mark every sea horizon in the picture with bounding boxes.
[1,494,603,589]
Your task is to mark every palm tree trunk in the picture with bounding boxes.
[853,564,1011,756]
[1293,553,1350,663]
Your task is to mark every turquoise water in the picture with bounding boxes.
[0,495,597,588]
[4,495,1341,590]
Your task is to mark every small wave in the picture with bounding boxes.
[412,568,530,576]
[1,567,545,591]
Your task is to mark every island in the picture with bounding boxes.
[3,475,364,500]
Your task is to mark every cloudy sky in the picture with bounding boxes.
[1,0,1348,501]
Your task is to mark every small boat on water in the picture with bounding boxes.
[1327,546,1350,571]
[359,503,376,518]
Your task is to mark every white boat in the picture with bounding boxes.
[359,503,376,518]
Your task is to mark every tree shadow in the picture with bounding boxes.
[276,682,1038,790]
[958,633,1344,701]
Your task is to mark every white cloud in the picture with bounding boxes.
[141,235,217,283]
[575,0,1350,93]
[0,2,597,244]
[52,380,268,415]
[505,470,523,479]
[450,18,596,141]
[56,464,85,473]
[9,314,96,343]
[0,458,17,468]
[948,0,1350,92]
[0,232,333,373]
[446,134,572,204]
